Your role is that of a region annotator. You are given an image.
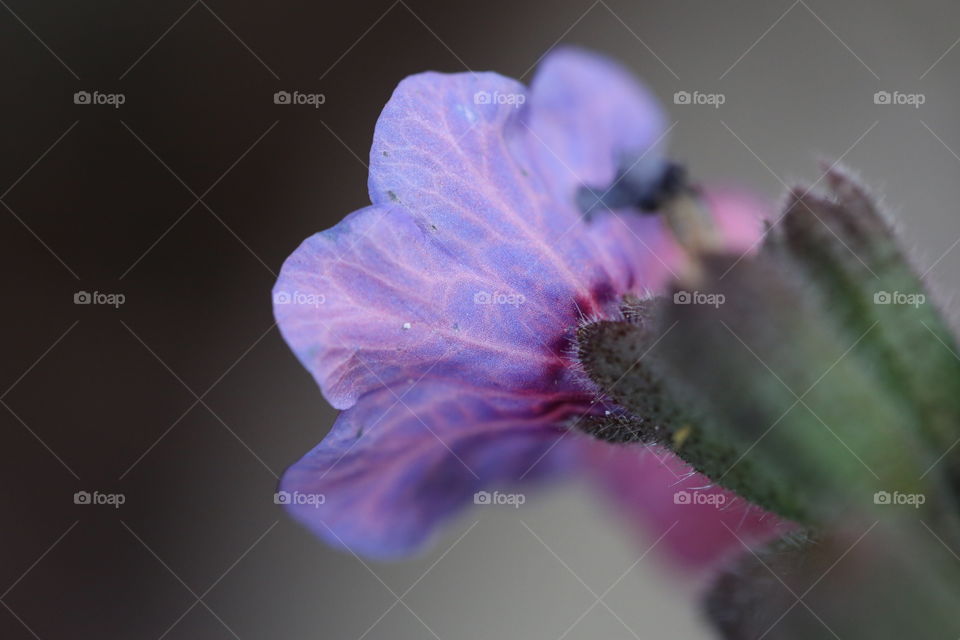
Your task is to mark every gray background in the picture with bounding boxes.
[2,0,959,638]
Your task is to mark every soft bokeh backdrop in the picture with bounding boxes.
[3,1,960,637]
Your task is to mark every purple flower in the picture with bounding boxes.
[274,47,781,562]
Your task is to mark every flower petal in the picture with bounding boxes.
[523,45,669,202]
[279,381,586,559]
[273,204,590,409]
[705,188,767,252]
[368,68,620,305]
[368,47,679,307]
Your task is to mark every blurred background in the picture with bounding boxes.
[2,0,960,637]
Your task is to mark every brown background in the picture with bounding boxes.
[3,1,960,638]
